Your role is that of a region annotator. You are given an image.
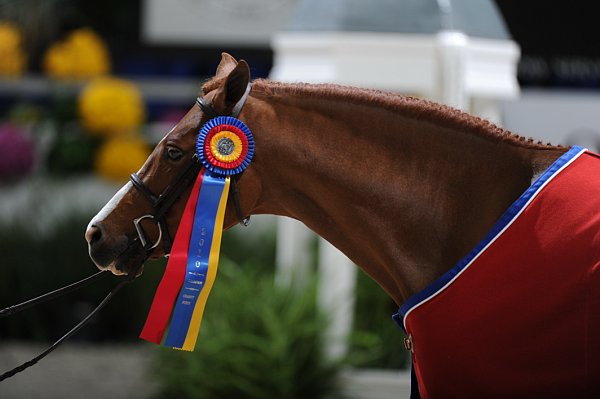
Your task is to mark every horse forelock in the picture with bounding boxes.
[251,79,560,150]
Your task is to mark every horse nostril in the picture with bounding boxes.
[85,224,103,246]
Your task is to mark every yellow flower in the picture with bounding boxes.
[95,136,150,182]
[79,77,145,135]
[0,22,27,76]
[43,28,110,79]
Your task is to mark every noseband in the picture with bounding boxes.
[129,83,253,256]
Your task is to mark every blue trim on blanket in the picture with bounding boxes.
[393,145,585,328]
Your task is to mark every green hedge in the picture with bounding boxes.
[349,269,409,369]
[152,260,341,399]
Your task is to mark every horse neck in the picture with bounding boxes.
[246,83,565,305]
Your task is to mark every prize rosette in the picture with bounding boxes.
[140,116,254,351]
[196,116,254,177]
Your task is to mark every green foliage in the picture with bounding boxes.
[152,260,341,399]
[220,222,277,275]
[348,269,409,369]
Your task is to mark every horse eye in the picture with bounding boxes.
[165,146,183,161]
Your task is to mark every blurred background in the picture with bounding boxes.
[0,1,598,398]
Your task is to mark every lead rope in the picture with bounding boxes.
[0,271,107,317]
[0,270,136,382]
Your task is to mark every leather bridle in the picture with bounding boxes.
[130,159,201,253]
[129,82,253,257]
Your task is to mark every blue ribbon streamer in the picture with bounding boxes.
[164,172,226,348]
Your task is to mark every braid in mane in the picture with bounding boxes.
[252,79,560,150]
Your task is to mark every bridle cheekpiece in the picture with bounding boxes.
[129,82,253,258]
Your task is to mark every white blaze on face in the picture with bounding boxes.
[88,125,173,231]
[88,181,134,230]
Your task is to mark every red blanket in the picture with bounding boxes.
[395,146,600,398]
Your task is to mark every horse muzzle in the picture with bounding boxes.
[85,222,142,275]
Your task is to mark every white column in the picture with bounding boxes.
[275,217,313,290]
[436,30,468,110]
[318,238,357,360]
[471,97,502,125]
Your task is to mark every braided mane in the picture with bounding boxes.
[248,79,559,150]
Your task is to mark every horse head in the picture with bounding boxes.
[85,53,262,276]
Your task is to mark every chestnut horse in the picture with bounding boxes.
[86,54,599,398]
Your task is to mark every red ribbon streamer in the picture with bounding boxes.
[139,170,205,344]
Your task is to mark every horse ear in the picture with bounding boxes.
[213,59,250,113]
[215,52,238,78]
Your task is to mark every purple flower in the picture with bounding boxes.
[0,123,35,180]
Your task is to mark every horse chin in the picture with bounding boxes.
[105,263,127,276]
[112,247,147,277]
[93,236,160,276]
[91,241,147,277]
